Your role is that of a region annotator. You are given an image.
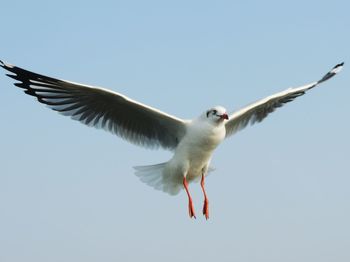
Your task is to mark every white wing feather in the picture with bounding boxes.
[225,63,344,137]
[1,60,187,150]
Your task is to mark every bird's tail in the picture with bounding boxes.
[133,162,182,196]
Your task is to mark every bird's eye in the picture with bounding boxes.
[207,109,217,117]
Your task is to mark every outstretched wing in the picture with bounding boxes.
[1,60,187,150]
[225,63,344,137]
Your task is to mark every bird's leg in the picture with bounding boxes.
[183,177,196,219]
[201,173,209,220]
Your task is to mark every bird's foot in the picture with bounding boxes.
[188,201,196,219]
[202,199,209,220]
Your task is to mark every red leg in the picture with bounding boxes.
[201,174,209,220]
[183,177,196,219]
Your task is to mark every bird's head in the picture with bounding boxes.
[204,106,229,124]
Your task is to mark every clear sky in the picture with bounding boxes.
[1,1,349,261]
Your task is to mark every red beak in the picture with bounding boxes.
[221,113,229,120]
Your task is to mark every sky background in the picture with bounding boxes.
[1,1,349,261]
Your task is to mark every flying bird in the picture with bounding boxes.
[0,60,344,219]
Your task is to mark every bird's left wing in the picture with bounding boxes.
[1,60,187,150]
[225,63,344,137]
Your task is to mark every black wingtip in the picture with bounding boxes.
[334,62,344,68]
[317,62,344,84]
[331,62,344,73]
[0,60,16,70]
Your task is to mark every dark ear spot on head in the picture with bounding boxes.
[206,111,210,118]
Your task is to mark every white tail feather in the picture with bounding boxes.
[134,162,182,195]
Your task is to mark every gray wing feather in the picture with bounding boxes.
[1,61,187,150]
[225,63,344,137]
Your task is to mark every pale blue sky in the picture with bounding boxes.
[1,1,349,262]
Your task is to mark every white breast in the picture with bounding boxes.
[169,118,226,180]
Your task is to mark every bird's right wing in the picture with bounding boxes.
[225,63,344,137]
[1,60,187,150]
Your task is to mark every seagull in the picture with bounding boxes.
[0,60,344,219]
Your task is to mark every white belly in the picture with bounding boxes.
[167,121,226,182]
[134,117,227,195]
